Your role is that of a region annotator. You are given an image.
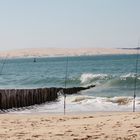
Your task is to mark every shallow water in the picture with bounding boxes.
[0,54,140,113]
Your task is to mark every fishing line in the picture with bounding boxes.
[133,42,139,112]
[64,56,68,115]
[0,55,8,75]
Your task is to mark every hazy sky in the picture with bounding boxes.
[0,0,140,51]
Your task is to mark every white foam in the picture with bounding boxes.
[120,73,139,80]
[9,95,140,114]
[80,73,109,84]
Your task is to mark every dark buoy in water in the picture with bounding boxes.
[34,58,36,62]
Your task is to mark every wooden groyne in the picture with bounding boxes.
[0,85,95,110]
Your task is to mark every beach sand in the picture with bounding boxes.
[0,112,140,140]
[0,48,138,58]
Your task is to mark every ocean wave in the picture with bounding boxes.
[68,95,136,105]
[71,96,94,103]
[80,73,110,84]
[62,95,140,112]
[107,73,140,87]
[120,73,140,80]
[0,71,139,89]
[79,72,140,88]
[106,97,132,105]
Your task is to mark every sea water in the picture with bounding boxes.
[0,54,140,113]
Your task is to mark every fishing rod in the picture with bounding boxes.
[133,42,139,112]
[64,56,68,115]
[0,55,8,75]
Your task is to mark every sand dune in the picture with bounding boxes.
[0,48,138,58]
[0,112,140,140]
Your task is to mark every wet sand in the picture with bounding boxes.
[0,112,140,140]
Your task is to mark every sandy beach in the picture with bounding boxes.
[0,112,140,140]
[0,48,138,58]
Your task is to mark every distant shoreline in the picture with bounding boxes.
[0,48,138,58]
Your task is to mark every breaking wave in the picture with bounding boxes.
[80,73,111,85]
[79,73,140,88]
[107,73,140,88]
[71,96,94,103]
[69,95,134,106]
[106,97,132,105]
